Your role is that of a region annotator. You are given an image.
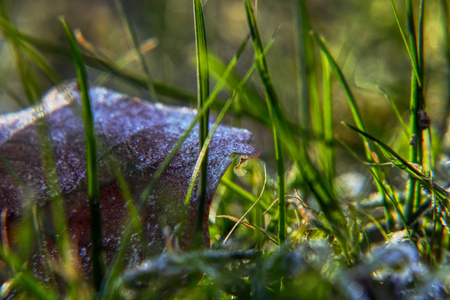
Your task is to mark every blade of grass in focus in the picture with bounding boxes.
[244,0,286,244]
[222,163,267,243]
[193,0,210,249]
[180,94,235,245]
[137,33,251,213]
[400,0,427,220]
[61,17,105,292]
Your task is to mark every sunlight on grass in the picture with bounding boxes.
[0,0,449,299]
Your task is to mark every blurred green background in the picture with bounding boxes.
[0,0,449,179]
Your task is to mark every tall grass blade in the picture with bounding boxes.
[439,0,450,137]
[60,17,105,291]
[295,0,319,131]
[193,0,210,249]
[388,0,422,87]
[244,0,286,243]
[321,52,334,184]
[405,0,427,219]
[137,35,251,211]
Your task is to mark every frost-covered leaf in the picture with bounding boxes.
[0,81,259,278]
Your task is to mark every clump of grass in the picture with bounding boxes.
[0,0,449,299]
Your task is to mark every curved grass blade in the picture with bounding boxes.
[336,136,412,243]
[223,163,267,243]
[217,215,278,246]
[321,52,334,184]
[343,122,449,202]
[60,17,104,291]
[8,273,58,300]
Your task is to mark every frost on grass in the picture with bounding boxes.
[0,81,259,279]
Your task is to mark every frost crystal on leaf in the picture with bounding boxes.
[0,81,259,278]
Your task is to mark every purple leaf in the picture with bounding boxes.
[0,81,259,278]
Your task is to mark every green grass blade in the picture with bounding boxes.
[405,0,427,219]
[321,52,334,184]
[223,163,267,243]
[193,0,210,249]
[179,94,235,245]
[438,0,450,137]
[311,33,365,135]
[60,17,105,291]
[295,0,319,131]
[343,122,449,202]
[388,0,422,87]
[244,0,286,244]
[137,33,251,211]
[220,177,258,205]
